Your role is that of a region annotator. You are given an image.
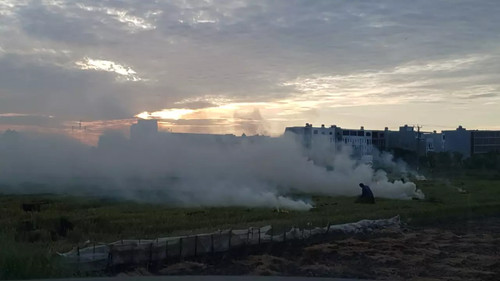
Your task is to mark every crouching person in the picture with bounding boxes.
[355,183,375,204]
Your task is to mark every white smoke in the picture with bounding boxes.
[372,149,427,182]
[0,130,424,210]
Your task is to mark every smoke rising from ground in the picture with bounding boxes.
[0,130,424,210]
[372,149,427,181]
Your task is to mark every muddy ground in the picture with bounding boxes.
[119,218,500,280]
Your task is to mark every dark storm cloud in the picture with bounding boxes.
[0,0,500,129]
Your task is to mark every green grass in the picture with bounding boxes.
[0,233,69,280]
[1,176,500,279]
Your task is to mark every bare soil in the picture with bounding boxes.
[138,218,500,280]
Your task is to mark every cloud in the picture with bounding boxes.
[75,3,156,32]
[161,118,228,126]
[0,113,60,127]
[462,93,498,99]
[0,53,135,120]
[17,2,99,45]
[75,57,143,81]
[1,0,500,135]
[282,54,500,107]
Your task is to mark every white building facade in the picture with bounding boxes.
[285,124,375,158]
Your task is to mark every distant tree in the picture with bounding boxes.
[483,152,499,170]
[425,152,437,169]
[452,152,464,168]
[464,154,483,169]
[436,152,452,169]
[463,152,500,170]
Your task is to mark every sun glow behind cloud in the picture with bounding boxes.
[136,108,195,120]
[130,53,500,137]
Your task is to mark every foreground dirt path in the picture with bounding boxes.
[123,218,500,280]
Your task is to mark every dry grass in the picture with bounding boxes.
[1,176,499,279]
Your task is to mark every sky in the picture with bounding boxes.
[1,0,500,144]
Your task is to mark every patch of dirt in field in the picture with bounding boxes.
[158,261,207,275]
[152,218,500,280]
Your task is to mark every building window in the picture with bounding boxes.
[357,131,364,136]
[366,132,371,137]
[329,132,333,135]
[314,130,318,134]
[321,132,325,135]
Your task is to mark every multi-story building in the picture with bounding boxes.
[423,131,444,154]
[130,119,159,141]
[371,129,389,151]
[126,119,268,147]
[285,123,341,149]
[427,126,500,157]
[127,120,499,159]
[471,130,500,154]
[340,126,374,156]
[386,125,418,152]
[442,126,473,158]
[285,124,384,158]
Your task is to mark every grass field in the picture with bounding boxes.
[1,176,500,279]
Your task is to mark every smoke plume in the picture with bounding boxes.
[0,130,424,210]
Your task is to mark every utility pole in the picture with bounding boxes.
[416,125,422,171]
[71,120,88,143]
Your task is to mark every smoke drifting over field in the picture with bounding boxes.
[0,130,423,210]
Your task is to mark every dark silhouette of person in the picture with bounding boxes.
[355,183,375,204]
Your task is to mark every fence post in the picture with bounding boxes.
[148,243,153,268]
[107,244,113,272]
[270,226,273,243]
[179,237,183,260]
[325,223,331,236]
[165,240,168,264]
[194,235,198,257]
[258,228,261,245]
[247,229,250,245]
[210,234,214,255]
